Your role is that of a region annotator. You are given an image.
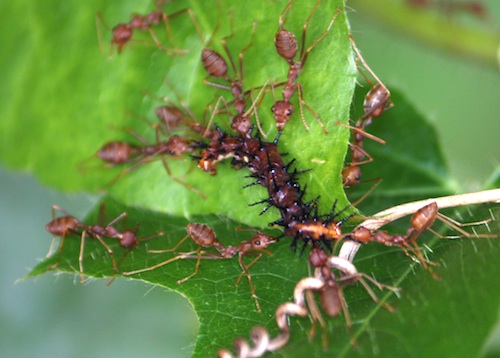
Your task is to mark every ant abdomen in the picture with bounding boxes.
[274,29,297,62]
[201,49,228,78]
[411,202,438,232]
[363,84,391,119]
[187,223,217,247]
[155,105,184,129]
[97,141,136,164]
[45,216,80,237]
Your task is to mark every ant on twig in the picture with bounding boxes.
[218,251,399,357]
[345,201,499,279]
[45,204,162,283]
[123,223,277,312]
[304,247,398,349]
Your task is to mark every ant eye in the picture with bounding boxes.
[255,240,261,246]
[271,106,275,112]
[286,109,292,115]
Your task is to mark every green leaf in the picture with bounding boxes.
[5,0,499,357]
[29,83,494,357]
[0,0,355,228]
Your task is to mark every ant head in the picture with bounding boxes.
[345,226,371,244]
[308,247,329,268]
[250,232,277,250]
[231,114,251,136]
[111,24,132,53]
[120,230,138,248]
[271,101,293,131]
[342,165,362,186]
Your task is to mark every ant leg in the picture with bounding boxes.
[237,21,257,87]
[94,234,118,275]
[296,83,327,133]
[300,4,341,65]
[250,92,267,138]
[336,121,387,145]
[166,8,204,44]
[177,249,205,284]
[204,95,231,136]
[148,233,190,253]
[237,253,262,312]
[79,231,87,283]
[349,178,383,208]
[304,289,328,348]
[106,212,128,228]
[349,34,389,94]
[160,156,206,199]
[235,253,263,285]
[122,251,192,276]
[436,212,500,239]
[95,13,108,55]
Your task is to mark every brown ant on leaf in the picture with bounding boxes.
[95,127,205,198]
[99,0,203,55]
[123,223,277,312]
[338,35,394,204]
[45,204,162,283]
[201,20,268,137]
[271,0,341,133]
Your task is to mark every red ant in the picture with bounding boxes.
[201,21,266,137]
[101,0,202,55]
[338,36,394,203]
[95,127,205,197]
[271,0,340,133]
[153,103,219,140]
[123,223,277,312]
[45,204,162,283]
[349,35,393,129]
[340,122,385,207]
[345,202,498,278]
[345,203,441,278]
[148,78,221,141]
[302,248,398,349]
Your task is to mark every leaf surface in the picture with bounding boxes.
[4,0,499,357]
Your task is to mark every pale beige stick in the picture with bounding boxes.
[339,189,500,262]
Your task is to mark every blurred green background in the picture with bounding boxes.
[1,0,498,357]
